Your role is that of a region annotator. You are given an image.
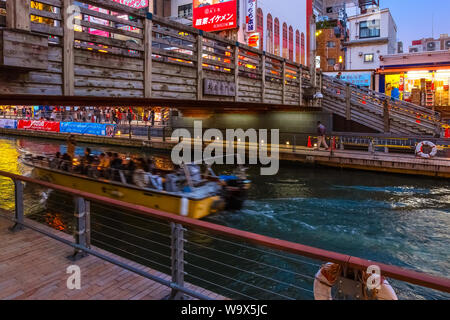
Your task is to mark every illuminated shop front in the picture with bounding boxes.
[378,51,450,108]
[381,69,450,107]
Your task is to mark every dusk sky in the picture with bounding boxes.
[379,0,450,46]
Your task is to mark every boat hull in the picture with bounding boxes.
[32,167,222,220]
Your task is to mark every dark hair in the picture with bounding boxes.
[317,121,321,124]
[86,148,91,153]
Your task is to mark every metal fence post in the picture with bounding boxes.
[68,196,89,261]
[9,180,24,232]
[169,222,185,300]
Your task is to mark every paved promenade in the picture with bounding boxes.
[0,215,224,300]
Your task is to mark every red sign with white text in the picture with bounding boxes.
[18,120,60,132]
[193,0,237,32]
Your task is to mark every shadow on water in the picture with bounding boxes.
[0,135,449,299]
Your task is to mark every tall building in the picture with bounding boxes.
[315,21,345,71]
[167,0,310,65]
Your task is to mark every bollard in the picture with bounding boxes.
[9,180,24,232]
[68,197,90,261]
[147,126,152,141]
[169,223,185,300]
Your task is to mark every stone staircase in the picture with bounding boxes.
[321,75,443,136]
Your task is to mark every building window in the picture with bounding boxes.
[274,18,280,56]
[289,26,294,61]
[257,8,264,50]
[282,23,288,59]
[178,4,192,18]
[301,32,305,65]
[327,41,336,48]
[327,58,336,66]
[364,53,374,62]
[267,14,273,54]
[359,20,380,38]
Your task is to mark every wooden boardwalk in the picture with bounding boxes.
[0,216,224,300]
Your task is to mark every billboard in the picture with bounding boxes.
[193,0,237,32]
[17,120,60,132]
[60,122,116,137]
[325,71,373,88]
[246,0,256,32]
[0,119,17,129]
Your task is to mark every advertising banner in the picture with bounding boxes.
[60,122,116,137]
[17,120,60,132]
[246,0,256,32]
[193,0,237,32]
[325,71,373,88]
[0,119,17,129]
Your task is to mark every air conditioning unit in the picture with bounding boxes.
[445,40,450,50]
[426,41,438,51]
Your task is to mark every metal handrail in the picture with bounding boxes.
[1,169,449,294]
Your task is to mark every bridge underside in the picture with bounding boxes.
[0,94,318,114]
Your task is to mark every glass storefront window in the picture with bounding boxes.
[385,69,450,107]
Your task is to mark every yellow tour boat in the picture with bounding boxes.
[22,154,251,220]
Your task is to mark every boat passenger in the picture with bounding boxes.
[60,153,72,171]
[67,135,76,160]
[133,160,147,188]
[97,153,109,177]
[50,152,62,169]
[110,153,123,182]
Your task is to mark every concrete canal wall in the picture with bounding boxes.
[1,127,449,178]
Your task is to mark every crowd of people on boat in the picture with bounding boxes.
[49,147,166,190]
[44,135,207,193]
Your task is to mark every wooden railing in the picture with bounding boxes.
[0,0,314,105]
[0,0,443,137]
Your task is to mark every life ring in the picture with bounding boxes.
[313,263,398,300]
[416,141,438,159]
[313,263,340,300]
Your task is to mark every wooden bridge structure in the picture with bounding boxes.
[0,0,445,136]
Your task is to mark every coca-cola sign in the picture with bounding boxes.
[17,120,60,132]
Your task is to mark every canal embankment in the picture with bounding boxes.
[1,127,449,178]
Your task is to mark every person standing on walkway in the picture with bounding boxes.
[150,109,155,127]
[316,121,329,150]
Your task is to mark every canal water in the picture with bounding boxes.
[0,135,448,300]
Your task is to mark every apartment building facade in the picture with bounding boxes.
[343,7,397,71]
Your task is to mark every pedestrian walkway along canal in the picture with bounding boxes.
[0,136,448,300]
